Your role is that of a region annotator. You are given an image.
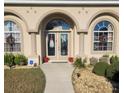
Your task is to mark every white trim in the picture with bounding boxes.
[4,31,21,33]
[46,30,71,32]
[4,1,119,5]
[94,30,113,32]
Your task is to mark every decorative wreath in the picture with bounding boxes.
[99,35,107,42]
[6,34,15,45]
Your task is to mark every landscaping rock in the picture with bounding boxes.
[72,68,114,93]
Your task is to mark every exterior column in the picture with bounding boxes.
[31,32,37,56]
[79,33,85,56]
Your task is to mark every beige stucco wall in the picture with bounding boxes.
[4,5,119,63]
[4,6,119,32]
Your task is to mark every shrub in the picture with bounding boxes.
[20,54,28,65]
[73,57,84,68]
[93,55,119,82]
[14,54,28,65]
[99,56,109,63]
[114,56,119,63]
[103,54,109,57]
[106,65,115,79]
[110,56,119,64]
[4,53,9,65]
[4,53,15,68]
[93,62,109,76]
[106,60,119,82]
[90,57,98,66]
[19,54,28,65]
[5,53,28,67]
[14,54,21,65]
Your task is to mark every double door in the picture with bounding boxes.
[46,32,70,61]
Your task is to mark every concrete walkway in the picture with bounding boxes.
[40,63,75,93]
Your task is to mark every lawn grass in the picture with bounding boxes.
[4,68,45,93]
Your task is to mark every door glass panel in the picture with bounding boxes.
[48,34,55,56]
[61,34,68,56]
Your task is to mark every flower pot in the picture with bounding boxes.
[68,57,74,63]
[43,57,49,63]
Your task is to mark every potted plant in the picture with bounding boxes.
[43,56,49,63]
[68,57,74,63]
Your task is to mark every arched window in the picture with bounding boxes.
[93,21,114,51]
[45,19,71,30]
[4,20,21,52]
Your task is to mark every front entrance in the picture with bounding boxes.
[46,31,70,61]
[43,18,73,62]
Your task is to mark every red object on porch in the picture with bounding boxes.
[68,57,74,63]
[43,56,49,63]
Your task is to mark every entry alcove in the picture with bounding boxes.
[39,13,76,62]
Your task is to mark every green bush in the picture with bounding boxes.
[106,60,119,82]
[19,54,28,65]
[73,57,84,68]
[115,56,119,62]
[93,62,109,76]
[106,65,115,79]
[103,54,109,57]
[14,54,28,65]
[4,53,15,68]
[93,55,119,82]
[14,54,21,65]
[4,53,28,67]
[90,57,98,66]
[99,56,109,63]
[110,56,119,64]
[4,53,9,65]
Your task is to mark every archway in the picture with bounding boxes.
[39,13,76,62]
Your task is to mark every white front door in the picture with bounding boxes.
[46,32,70,61]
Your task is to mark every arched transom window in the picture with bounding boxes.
[93,21,114,51]
[45,19,71,30]
[4,20,21,52]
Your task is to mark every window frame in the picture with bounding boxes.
[4,20,22,53]
[45,19,71,31]
[92,20,114,52]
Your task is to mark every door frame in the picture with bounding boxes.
[46,30,71,62]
